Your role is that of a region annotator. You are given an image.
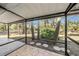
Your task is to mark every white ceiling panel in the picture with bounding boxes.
[71,3,79,10]
[0,11,23,23]
[0,3,69,23]
[0,3,19,10]
[7,3,69,18]
[0,8,5,15]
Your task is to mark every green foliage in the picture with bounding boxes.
[10,24,17,30]
[0,23,6,31]
[41,27,55,39]
[68,20,79,31]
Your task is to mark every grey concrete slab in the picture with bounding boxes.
[8,45,62,56]
[0,38,14,45]
[0,41,25,56]
[67,38,79,56]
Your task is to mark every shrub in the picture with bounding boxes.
[41,28,55,39]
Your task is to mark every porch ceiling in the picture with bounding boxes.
[0,3,69,23]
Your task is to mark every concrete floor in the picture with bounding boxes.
[0,37,79,56]
[8,45,62,56]
[0,38,62,56]
[67,38,79,56]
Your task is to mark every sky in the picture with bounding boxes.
[59,15,79,24]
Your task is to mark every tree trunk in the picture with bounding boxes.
[37,20,40,40]
[44,20,46,27]
[44,19,49,27]
[18,23,20,34]
[51,20,54,28]
[22,23,25,34]
[31,22,35,40]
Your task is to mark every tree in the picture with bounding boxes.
[0,23,6,32]
[10,24,17,30]
[37,20,40,40]
[31,21,35,40]
[44,19,49,27]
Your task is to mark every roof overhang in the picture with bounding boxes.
[0,3,78,23]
